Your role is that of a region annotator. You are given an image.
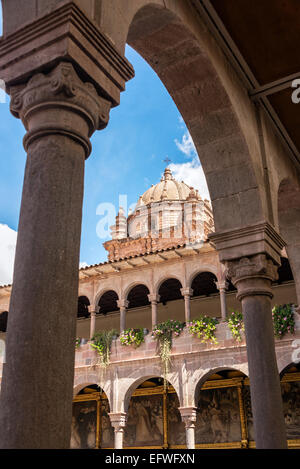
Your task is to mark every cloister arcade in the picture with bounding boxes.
[0,0,300,449]
[71,361,300,449]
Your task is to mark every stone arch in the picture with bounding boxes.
[123,280,152,302]
[190,271,218,297]
[190,363,249,408]
[187,265,219,289]
[73,374,112,411]
[94,288,120,309]
[97,0,267,233]
[98,290,119,315]
[77,296,90,319]
[117,366,182,413]
[158,278,183,305]
[278,177,300,305]
[126,284,150,310]
[154,274,183,295]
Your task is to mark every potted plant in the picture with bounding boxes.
[120,328,145,348]
[272,303,295,339]
[186,316,219,344]
[226,310,244,342]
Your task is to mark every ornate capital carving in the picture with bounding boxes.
[180,288,193,297]
[226,254,278,300]
[215,281,229,292]
[148,294,160,304]
[10,62,111,158]
[117,299,129,310]
[109,412,127,431]
[178,407,197,428]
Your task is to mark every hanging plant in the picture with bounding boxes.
[75,337,81,349]
[152,320,185,386]
[120,328,145,348]
[90,329,118,368]
[226,310,245,342]
[187,316,219,344]
[272,304,295,339]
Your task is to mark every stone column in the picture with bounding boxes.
[180,288,193,323]
[117,300,129,332]
[88,305,99,340]
[109,412,127,449]
[215,281,228,321]
[227,254,287,448]
[148,294,160,328]
[0,62,111,449]
[179,407,197,449]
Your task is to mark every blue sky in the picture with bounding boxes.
[0,9,209,284]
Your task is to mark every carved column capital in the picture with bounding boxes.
[226,254,278,300]
[215,281,229,292]
[108,412,127,431]
[148,294,160,304]
[10,62,111,158]
[178,407,197,428]
[180,287,193,298]
[117,299,129,310]
[88,305,99,315]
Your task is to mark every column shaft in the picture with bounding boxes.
[242,294,286,448]
[0,63,111,449]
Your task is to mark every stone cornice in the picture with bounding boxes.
[0,1,134,105]
[209,222,286,265]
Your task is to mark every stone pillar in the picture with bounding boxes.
[180,288,193,323]
[227,254,287,448]
[0,63,111,449]
[148,294,160,328]
[117,300,129,332]
[179,407,197,449]
[88,305,99,340]
[215,281,228,321]
[109,412,127,449]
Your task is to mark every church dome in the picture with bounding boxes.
[136,167,201,207]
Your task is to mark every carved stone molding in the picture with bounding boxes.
[226,254,278,300]
[0,1,134,105]
[148,294,160,304]
[10,62,111,158]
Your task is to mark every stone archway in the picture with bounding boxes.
[278,177,300,307]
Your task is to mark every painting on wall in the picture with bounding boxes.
[167,393,186,446]
[195,386,242,444]
[101,399,114,448]
[282,380,300,439]
[71,400,97,449]
[124,394,164,447]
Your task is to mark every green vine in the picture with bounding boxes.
[152,320,185,386]
[75,337,81,349]
[91,329,118,368]
[120,328,145,348]
[272,304,295,339]
[186,316,219,344]
[226,310,245,342]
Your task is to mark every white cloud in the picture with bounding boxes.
[175,131,196,158]
[79,262,89,269]
[169,160,210,200]
[0,224,17,286]
[172,129,210,200]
